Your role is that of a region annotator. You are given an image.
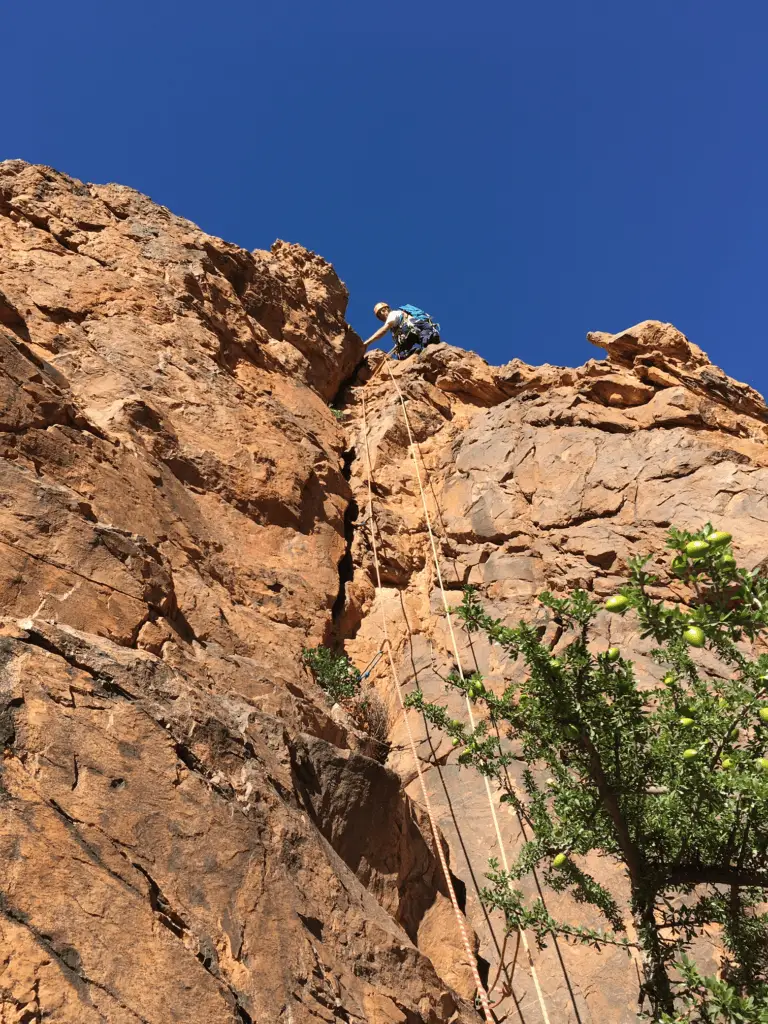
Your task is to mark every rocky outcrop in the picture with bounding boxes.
[3,161,768,1024]
[0,162,478,1024]
[342,325,768,1023]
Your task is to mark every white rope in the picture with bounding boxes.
[384,361,554,1024]
[361,390,497,1024]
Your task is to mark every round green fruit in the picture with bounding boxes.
[663,673,676,686]
[606,647,621,663]
[684,626,706,648]
[721,758,733,769]
[682,748,698,761]
[605,595,629,613]
[721,554,736,569]
[685,540,710,558]
[552,853,567,868]
[756,758,768,772]
[707,531,732,547]
[730,728,741,741]
[549,657,562,669]
[759,708,768,724]
[451,737,460,747]
[679,717,695,727]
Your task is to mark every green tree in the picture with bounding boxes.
[406,526,768,1020]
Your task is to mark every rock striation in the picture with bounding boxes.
[2,161,768,1023]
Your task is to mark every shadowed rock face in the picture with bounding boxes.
[2,161,767,1024]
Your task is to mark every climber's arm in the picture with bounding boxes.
[363,324,390,348]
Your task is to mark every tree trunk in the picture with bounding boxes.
[634,892,675,1018]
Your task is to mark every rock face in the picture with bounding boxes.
[343,330,768,1022]
[2,162,767,1024]
[0,162,478,1024]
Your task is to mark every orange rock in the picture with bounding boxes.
[345,320,768,1022]
[0,162,477,1024]
[4,159,768,1024]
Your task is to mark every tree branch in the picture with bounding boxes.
[665,866,768,889]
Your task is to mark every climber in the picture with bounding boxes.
[363,303,441,360]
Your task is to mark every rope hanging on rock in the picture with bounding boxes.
[360,390,497,1024]
[383,361,554,1024]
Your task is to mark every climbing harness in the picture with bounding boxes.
[382,361,554,1024]
[391,312,440,359]
[361,391,498,1024]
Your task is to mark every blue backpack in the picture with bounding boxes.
[399,304,432,324]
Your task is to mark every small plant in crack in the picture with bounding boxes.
[330,407,345,421]
[302,646,390,744]
[302,646,361,704]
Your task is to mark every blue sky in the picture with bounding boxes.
[5,1,768,394]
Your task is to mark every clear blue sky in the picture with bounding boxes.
[5,1,768,394]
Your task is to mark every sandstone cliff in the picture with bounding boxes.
[1,161,766,1023]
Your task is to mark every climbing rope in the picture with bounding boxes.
[365,345,397,384]
[383,361,554,1024]
[361,391,497,1024]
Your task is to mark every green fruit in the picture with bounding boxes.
[457,750,473,765]
[451,737,460,747]
[606,647,621,663]
[721,758,733,769]
[759,708,768,724]
[707,531,732,547]
[684,626,706,648]
[685,540,710,558]
[549,657,562,669]
[756,758,768,772]
[730,728,741,741]
[679,717,695,727]
[552,853,567,868]
[605,595,629,613]
[721,554,736,569]
[564,724,580,740]
[682,748,698,761]
[663,673,676,686]
[451,720,462,729]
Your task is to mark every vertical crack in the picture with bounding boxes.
[331,447,358,630]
